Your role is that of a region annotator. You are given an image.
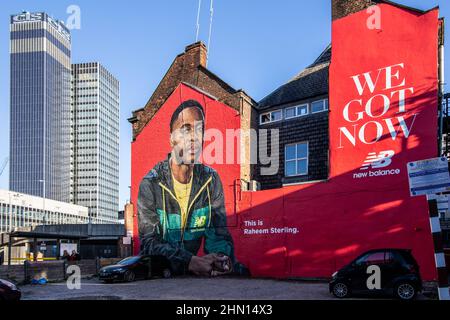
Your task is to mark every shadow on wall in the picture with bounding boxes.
[129,81,439,281]
[232,85,438,281]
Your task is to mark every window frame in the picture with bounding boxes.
[355,251,393,267]
[260,109,283,125]
[311,99,329,114]
[285,103,309,120]
[284,141,309,177]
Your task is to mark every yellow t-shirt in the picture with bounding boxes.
[172,174,193,230]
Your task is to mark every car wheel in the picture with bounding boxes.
[162,268,172,279]
[332,282,350,299]
[394,282,416,300]
[124,271,136,282]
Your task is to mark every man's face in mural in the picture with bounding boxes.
[138,98,247,278]
[170,107,204,165]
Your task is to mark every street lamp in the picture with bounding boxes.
[0,197,6,233]
[26,202,32,228]
[88,188,96,225]
[39,179,46,225]
[8,192,22,232]
[55,206,60,225]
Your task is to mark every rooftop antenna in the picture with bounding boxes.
[206,0,214,67]
[195,0,202,42]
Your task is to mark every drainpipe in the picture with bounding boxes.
[439,44,445,156]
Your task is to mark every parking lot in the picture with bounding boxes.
[18,277,433,300]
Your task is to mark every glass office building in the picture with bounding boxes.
[71,63,120,223]
[9,12,71,202]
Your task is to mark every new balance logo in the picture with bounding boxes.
[354,150,400,179]
[361,150,395,170]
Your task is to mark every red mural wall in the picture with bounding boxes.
[131,83,241,255]
[232,4,439,280]
[131,3,441,280]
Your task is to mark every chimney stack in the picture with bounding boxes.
[184,41,208,69]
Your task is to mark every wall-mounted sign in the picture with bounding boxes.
[60,243,77,256]
[39,242,47,252]
[11,12,44,23]
[10,12,71,42]
[407,157,450,196]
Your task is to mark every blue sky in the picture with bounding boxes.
[0,0,448,208]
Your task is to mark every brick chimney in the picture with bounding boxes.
[128,41,257,141]
[332,0,381,21]
[184,42,208,69]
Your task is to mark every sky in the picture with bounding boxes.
[0,0,448,209]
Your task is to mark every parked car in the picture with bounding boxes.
[0,279,21,301]
[99,255,172,283]
[329,249,422,300]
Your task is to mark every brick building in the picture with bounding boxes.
[128,42,258,186]
[255,0,445,190]
[129,0,447,279]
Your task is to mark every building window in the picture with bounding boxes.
[311,99,329,113]
[260,110,282,124]
[285,142,308,177]
[285,104,309,119]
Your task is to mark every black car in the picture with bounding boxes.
[329,249,422,300]
[0,279,21,301]
[99,255,172,283]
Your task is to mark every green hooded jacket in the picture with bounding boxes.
[138,156,235,275]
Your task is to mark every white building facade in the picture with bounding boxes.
[70,63,120,223]
[0,189,89,233]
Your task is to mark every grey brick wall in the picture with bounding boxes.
[0,265,25,284]
[67,260,99,277]
[257,111,329,190]
[25,261,66,283]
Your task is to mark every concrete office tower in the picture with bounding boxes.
[71,63,120,223]
[9,12,71,202]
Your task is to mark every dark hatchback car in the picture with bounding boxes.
[99,255,172,283]
[0,279,21,301]
[329,249,422,300]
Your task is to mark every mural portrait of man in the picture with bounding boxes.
[137,99,248,277]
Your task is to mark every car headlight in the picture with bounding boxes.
[1,279,17,291]
[331,271,338,278]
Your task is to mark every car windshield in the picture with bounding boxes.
[117,256,140,265]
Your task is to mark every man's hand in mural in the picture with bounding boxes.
[211,253,233,277]
[188,253,232,277]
